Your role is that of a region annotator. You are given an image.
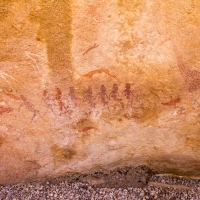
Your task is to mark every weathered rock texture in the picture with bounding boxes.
[1,0,200,185]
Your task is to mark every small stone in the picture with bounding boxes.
[54,194,57,197]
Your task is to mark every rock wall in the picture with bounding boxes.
[1,0,200,185]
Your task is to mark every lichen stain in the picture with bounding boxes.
[29,0,72,79]
[133,107,160,126]
[118,0,145,14]
[117,0,146,55]
[185,136,200,150]
[0,0,19,52]
[0,2,9,21]
[24,160,41,180]
[0,0,16,22]
[0,135,5,147]
[51,145,76,160]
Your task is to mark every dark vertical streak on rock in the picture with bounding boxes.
[30,0,73,81]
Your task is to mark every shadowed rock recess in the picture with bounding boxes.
[1,0,200,185]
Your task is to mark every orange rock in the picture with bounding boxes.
[1,0,200,185]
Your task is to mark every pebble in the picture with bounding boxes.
[1,175,200,199]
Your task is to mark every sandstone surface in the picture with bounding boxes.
[1,0,200,185]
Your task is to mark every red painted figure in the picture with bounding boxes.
[42,89,56,116]
[122,83,133,108]
[19,94,39,122]
[55,88,63,112]
[68,87,78,106]
[84,86,95,108]
[96,84,109,109]
[109,84,123,108]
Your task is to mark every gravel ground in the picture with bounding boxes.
[1,174,200,199]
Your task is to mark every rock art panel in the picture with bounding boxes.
[1,0,200,185]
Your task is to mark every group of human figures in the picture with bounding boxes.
[85,83,133,109]
[0,83,135,123]
[42,83,134,115]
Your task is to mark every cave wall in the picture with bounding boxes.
[1,0,200,185]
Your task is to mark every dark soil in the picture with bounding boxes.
[42,165,155,189]
[77,166,155,188]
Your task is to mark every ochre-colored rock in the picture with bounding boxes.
[1,0,200,185]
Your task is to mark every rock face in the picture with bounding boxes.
[1,0,200,185]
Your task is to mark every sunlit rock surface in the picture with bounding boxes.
[1,0,200,185]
